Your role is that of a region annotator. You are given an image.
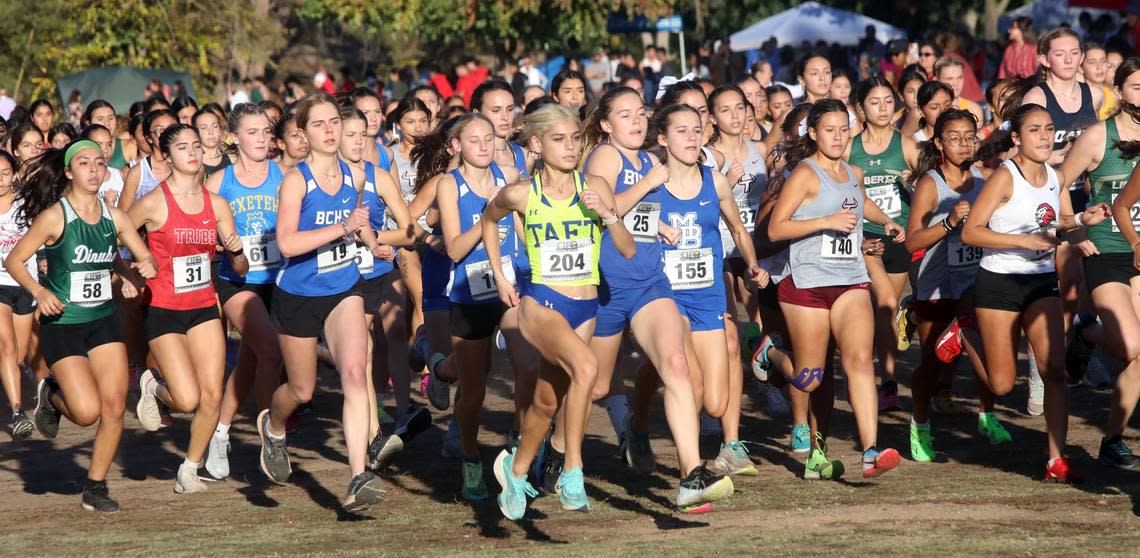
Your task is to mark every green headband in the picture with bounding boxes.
[64,140,102,167]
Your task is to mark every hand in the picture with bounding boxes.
[131,257,157,279]
[1021,232,1062,252]
[948,200,970,228]
[884,221,906,242]
[372,244,395,262]
[826,209,858,234]
[1065,227,1098,256]
[644,164,669,189]
[345,207,370,234]
[726,159,745,186]
[1081,202,1110,227]
[102,189,119,207]
[658,222,680,245]
[120,278,140,299]
[497,280,520,307]
[222,232,244,254]
[862,238,885,258]
[747,264,770,289]
[581,188,609,217]
[33,286,64,317]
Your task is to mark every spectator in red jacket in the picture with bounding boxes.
[428,65,455,99]
[456,57,489,106]
[935,31,983,102]
[999,17,1040,79]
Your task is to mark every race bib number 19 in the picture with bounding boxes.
[317,239,354,273]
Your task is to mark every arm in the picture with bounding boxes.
[407,174,440,242]
[1057,123,1104,191]
[585,175,635,258]
[213,193,249,276]
[713,172,768,287]
[110,206,157,279]
[119,163,142,210]
[374,170,415,247]
[905,174,964,252]
[275,169,369,258]
[482,182,529,306]
[4,209,65,316]
[961,166,1057,251]
[436,174,485,263]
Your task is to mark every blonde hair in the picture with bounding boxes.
[933,56,964,78]
[520,103,579,149]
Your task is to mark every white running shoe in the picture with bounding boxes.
[1027,349,1044,417]
[204,430,231,480]
[174,461,208,494]
[136,370,163,431]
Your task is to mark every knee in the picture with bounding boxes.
[1120,339,1140,364]
[571,353,598,389]
[990,371,1016,397]
[841,349,874,373]
[340,365,367,394]
[723,322,740,349]
[658,350,689,383]
[288,382,315,405]
[259,347,284,373]
[705,390,727,417]
[531,389,559,419]
[590,383,610,401]
[72,401,100,427]
[168,389,200,414]
[197,385,222,412]
[0,336,17,360]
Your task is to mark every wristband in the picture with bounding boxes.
[941,217,954,233]
[1075,212,1085,227]
[602,209,619,226]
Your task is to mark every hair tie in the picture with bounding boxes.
[998,120,1011,132]
[655,72,697,101]
[797,117,808,137]
[64,140,102,167]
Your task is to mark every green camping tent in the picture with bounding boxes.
[56,66,196,115]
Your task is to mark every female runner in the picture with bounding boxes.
[0,151,36,439]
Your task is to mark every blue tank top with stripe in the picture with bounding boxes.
[375,140,393,172]
[358,161,395,280]
[275,161,362,296]
[593,146,664,286]
[446,165,516,304]
[510,142,528,178]
[218,161,283,284]
[660,166,725,305]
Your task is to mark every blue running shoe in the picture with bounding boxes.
[494,449,537,520]
[790,423,810,454]
[556,466,590,511]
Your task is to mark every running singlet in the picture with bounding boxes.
[1088,119,1140,254]
[850,131,910,234]
[275,161,362,296]
[509,142,528,178]
[787,159,869,288]
[0,199,36,286]
[374,140,392,173]
[203,156,232,179]
[358,161,395,280]
[446,165,518,304]
[218,160,283,284]
[661,166,725,300]
[1042,82,1097,152]
[915,167,985,301]
[980,160,1060,275]
[590,145,663,286]
[718,140,766,259]
[145,182,218,310]
[135,156,162,201]
[391,144,429,231]
[98,168,124,207]
[42,198,118,324]
[524,171,602,287]
[109,137,127,170]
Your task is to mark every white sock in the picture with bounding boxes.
[603,394,629,437]
[182,458,200,469]
[215,423,230,436]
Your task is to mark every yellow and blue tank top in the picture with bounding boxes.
[524,171,602,286]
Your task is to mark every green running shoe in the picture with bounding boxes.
[462,460,489,501]
[803,433,844,480]
[909,421,936,462]
[978,412,1012,445]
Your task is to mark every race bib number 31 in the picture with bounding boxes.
[172,253,211,293]
[624,202,661,243]
[665,248,714,290]
[820,231,858,262]
[69,270,111,306]
[539,240,593,283]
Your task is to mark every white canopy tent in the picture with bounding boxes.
[729,1,906,51]
[1004,0,1121,31]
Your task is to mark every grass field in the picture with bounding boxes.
[3,342,1140,557]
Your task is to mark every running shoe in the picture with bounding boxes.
[343,471,387,512]
[764,384,791,417]
[909,421,935,462]
[396,405,432,441]
[878,380,902,412]
[978,412,1013,445]
[424,354,452,411]
[556,466,590,511]
[257,409,292,483]
[712,441,758,477]
[620,415,656,474]
[861,447,901,478]
[790,423,811,454]
[32,378,60,439]
[462,460,489,502]
[676,464,734,512]
[1065,313,1097,384]
[174,461,207,494]
[534,433,563,494]
[740,322,763,369]
[1027,359,1045,417]
[8,409,33,440]
[81,480,120,513]
[495,329,507,351]
[896,294,913,351]
[408,325,429,372]
[204,430,230,480]
[1099,436,1139,470]
[1044,457,1082,484]
[803,433,844,480]
[935,318,963,363]
[441,417,463,459]
[494,449,538,520]
[749,334,776,382]
[367,433,403,473]
[136,369,163,432]
[930,389,967,415]
[1084,354,1113,388]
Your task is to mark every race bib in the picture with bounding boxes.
[172,253,211,293]
[1110,192,1140,233]
[664,248,714,290]
[316,239,354,273]
[866,185,902,219]
[465,256,515,301]
[242,234,281,273]
[624,202,661,243]
[539,239,593,283]
[820,231,857,262]
[356,242,375,275]
[737,195,756,233]
[69,270,111,306]
[946,236,982,269]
